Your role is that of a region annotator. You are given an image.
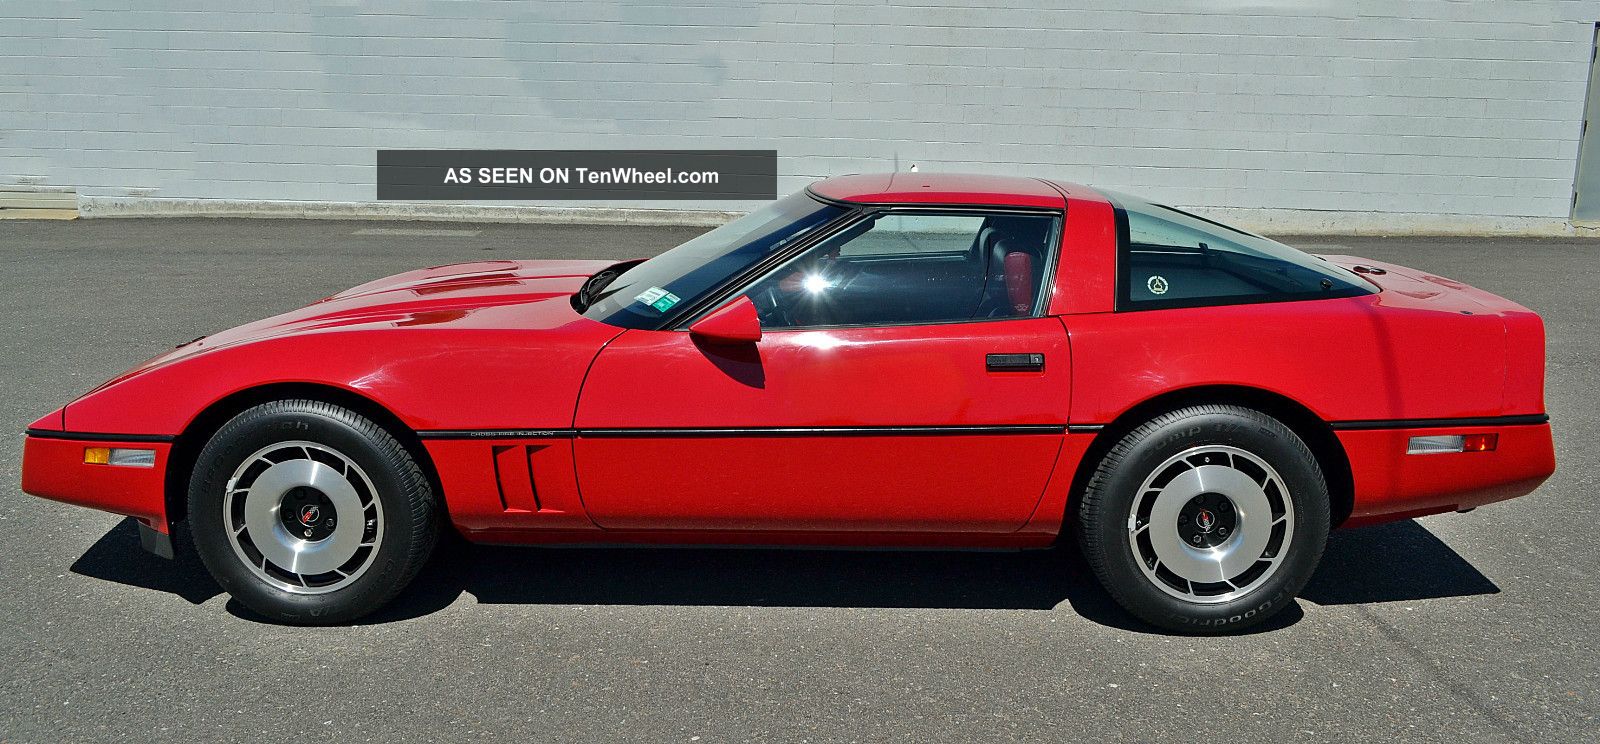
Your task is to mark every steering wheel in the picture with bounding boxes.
[758,252,864,328]
[758,284,795,328]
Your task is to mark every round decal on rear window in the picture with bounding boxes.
[1146,275,1169,295]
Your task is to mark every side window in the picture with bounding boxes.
[1107,191,1374,309]
[836,214,985,257]
[744,211,1058,329]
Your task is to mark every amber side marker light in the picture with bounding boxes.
[1406,434,1498,455]
[83,447,157,467]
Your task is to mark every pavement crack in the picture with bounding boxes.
[1355,603,1532,743]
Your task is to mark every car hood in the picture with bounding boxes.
[108,258,617,383]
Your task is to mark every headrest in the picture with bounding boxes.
[1003,250,1035,314]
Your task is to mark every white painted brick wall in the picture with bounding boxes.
[4,0,1600,224]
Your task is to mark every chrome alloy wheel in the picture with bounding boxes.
[223,441,384,594]
[1126,445,1294,604]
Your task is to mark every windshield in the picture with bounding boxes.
[580,191,849,328]
[1102,189,1376,309]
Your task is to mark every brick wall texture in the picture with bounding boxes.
[4,1,1599,219]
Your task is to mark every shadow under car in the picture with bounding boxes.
[70,517,1496,632]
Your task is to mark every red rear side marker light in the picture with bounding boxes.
[1406,433,1498,455]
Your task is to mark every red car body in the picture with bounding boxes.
[21,173,1556,554]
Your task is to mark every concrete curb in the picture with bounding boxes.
[74,195,1600,237]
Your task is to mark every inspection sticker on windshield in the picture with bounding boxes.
[634,286,681,312]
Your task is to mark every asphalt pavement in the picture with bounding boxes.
[0,217,1595,742]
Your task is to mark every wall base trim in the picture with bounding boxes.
[1197,206,1595,238]
[78,196,740,227]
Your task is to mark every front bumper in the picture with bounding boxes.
[1338,421,1555,526]
[21,433,173,535]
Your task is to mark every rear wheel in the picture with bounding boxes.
[188,400,437,624]
[1076,405,1329,633]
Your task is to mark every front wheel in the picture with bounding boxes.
[188,400,438,624]
[1076,405,1330,633]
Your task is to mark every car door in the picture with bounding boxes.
[572,208,1071,533]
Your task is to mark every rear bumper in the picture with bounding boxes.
[1337,421,1555,527]
[20,433,172,534]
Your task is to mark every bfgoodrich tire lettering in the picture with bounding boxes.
[1076,405,1330,633]
[187,400,437,624]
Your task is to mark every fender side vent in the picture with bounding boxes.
[491,445,544,512]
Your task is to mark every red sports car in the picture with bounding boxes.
[21,173,1555,631]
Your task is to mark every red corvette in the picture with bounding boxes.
[21,173,1554,631]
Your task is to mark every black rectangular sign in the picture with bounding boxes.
[377,149,777,201]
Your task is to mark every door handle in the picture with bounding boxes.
[986,353,1045,372]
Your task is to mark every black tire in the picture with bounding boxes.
[187,400,437,624]
[1076,405,1329,633]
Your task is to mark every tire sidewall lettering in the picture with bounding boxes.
[1168,591,1282,627]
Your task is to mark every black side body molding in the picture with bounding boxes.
[1326,414,1549,431]
[418,425,1067,440]
[417,429,578,440]
[23,429,176,443]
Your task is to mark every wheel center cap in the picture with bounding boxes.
[1177,492,1236,550]
[279,485,337,542]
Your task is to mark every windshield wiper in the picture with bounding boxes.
[574,269,617,312]
[575,260,645,312]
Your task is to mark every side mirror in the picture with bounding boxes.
[689,295,762,344]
